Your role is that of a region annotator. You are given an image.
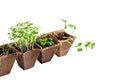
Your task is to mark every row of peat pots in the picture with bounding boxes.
[0,29,76,77]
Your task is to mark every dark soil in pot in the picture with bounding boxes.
[36,34,59,63]
[10,43,40,70]
[0,44,16,77]
[49,29,76,57]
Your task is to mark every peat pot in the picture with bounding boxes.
[36,34,59,63]
[0,44,16,76]
[49,29,76,57]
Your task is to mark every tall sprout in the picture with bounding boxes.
[8,21,40,53]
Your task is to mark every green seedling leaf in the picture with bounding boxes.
[77,42,82,46]
[85,42,91,48]
[77,48,83,52]
[67,24,76,30]
[61,19,67,23]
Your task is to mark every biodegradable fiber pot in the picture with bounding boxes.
[16,49,40,70]
[0,44,16,77]
[49,29,76,57]
[36,34,59,63]
[10,43,40,70]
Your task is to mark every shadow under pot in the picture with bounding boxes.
[0,44,16,77]
[36,34,59,63]
[10,43,40,70]
[50,29,76,57]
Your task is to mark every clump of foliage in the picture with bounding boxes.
[0,45,9,56]
[37,38,55,48]
[61,19,95,52]
[54,32,70,40]
[8,21,40,53]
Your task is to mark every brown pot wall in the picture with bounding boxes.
[16,49,40,70]
[36,34,59,63]
[0,54,16,77]
[48,29,76,57]
[56,39,74,57]
[38,44,58,63]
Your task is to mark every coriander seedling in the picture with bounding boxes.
[8,21,40,52]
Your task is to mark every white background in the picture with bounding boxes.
[0,0,120,80]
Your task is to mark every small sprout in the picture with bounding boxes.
[85,42,91,47]
[90,42,95,50]
[0,45,9,56]
[84,42,91,50]
[60,18,95,53]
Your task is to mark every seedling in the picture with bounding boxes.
[8,21,40,53]
[55,32,70,40]
[0,45,9,56]
[75,41,95,52]
[61,19,95,52]
[37,38,55,48]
